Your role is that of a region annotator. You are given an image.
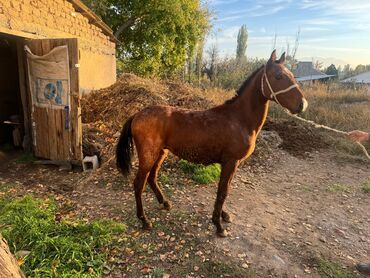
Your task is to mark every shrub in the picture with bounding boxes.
[362,182,370,193]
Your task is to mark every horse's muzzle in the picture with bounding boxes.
[297,98,308,114]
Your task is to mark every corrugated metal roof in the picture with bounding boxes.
[341,71,370,84]
[293,62,325,78]
[293,61,333,81]
[296,74,335,82]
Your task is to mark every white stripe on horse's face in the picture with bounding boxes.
[302,98,308,112]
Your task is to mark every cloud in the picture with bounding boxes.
[215,15,243,22]
[301,18,337,26]
[211,0,292,23]
[301,26,331,32]
[208,0,239,6]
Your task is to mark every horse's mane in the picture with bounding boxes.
[225,65,264,104]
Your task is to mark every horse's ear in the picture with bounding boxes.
[278,52,286,64]
[268,50,276,64]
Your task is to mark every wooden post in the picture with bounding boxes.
[0,234,24,278]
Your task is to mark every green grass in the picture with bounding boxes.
[0,195,125,277]
[178,160,221,184]
[317,258,349,278]
[362,182,370,193]
[326,183,350,193]
[158,174,170,185]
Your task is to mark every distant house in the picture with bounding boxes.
[293,62,335,82]
[341,71,370,84]
[341,71,370,92]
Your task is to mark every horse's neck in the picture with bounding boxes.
[232,70,269,134]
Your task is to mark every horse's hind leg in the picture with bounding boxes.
[133,165,152,230]
[147,149,171,210]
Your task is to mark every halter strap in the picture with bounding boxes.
[261,65,298,106]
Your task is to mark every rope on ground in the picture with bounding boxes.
[287,113,370,160]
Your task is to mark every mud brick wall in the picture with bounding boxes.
[0,0,116,91]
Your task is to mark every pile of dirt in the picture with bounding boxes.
[263,118,330,157]
[81,74,214,160]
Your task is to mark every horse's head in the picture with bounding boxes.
[263,50,308,114]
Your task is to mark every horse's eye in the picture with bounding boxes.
[275,73,283,80]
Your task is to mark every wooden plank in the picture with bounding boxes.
[34,107,50,159]
[48,108,58,160]
[68,39,82,161]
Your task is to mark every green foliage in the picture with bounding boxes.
[325,64,338,77]
[362,182,370,193]
[82,0,210,77]
[215,57,265,90]
[236,25,248,62]
[158,174,170,185]
[179,160,220,184]
[0,195,125,277]
[317,258,349,278]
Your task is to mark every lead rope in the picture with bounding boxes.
[288,113,370,160]
[260,65,370,160]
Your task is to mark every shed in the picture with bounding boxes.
[0,0,117,164]
[293,62,335,82]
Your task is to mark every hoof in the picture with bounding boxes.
[222,211,232,223]
[142,221,152,230]
[356,263,370,275]
[163,200,172,211]
[217,229,229,238]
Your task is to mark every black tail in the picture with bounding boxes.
[116,116,134,176]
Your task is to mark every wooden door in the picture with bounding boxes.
[25,38,82,162]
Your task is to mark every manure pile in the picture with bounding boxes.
[81,74,214,160]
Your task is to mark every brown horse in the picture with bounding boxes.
[116,50,307,237]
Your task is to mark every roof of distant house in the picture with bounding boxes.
[293,61,334,81]
[341,71,370,84]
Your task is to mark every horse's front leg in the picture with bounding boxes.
[212,160,239,237]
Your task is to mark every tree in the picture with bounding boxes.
[314,60,323,71]
[325,64,338,77]
[204,44,219,84]
[236,25,248,62]
[82,0,210,77]
[0,234,24,277]
[194,39,205,85]
[342,64,353,78]
[354,64,366,75]
[285,28,300,70]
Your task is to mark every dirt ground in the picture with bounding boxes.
[1,75,369,277]
[0,136,369,277]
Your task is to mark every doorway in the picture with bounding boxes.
[0,33,23,150]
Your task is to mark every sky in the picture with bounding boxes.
[206,0,370,67]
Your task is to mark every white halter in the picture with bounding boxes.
[261,65,298,106]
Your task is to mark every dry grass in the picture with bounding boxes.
[269,82,370,158]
